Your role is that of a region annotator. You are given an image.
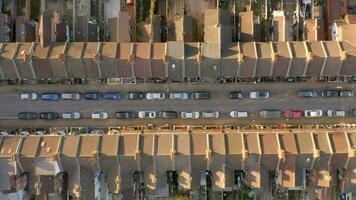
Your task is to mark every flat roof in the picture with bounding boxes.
[48,43,66,58]
[294,132,313,154]
[100,42,118,57]
[191,134,207,154]
[20,136,40,157]
[313,132,332,154]
[15,43,32,59]
[210,134,225,155]
[118,134,138,156]
[100,135,119,156]
[78,136,100,157]
[176,134,190,155]
[0,137,21,157]
[83,42,98,58]
[33,44,50,58]
[66,43,84,58]
[328,132,348,153]
[244,133,260,154]
[259,133,279,154]
[156,134,172,155]
[279,133,297,154]
[61,136,79,157]
[37,136,60,157]
[141,134,154,155]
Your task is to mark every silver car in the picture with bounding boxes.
[304,109,323,117]
[327,109,345,117]
[146,92,165,100]
[91,112,108,119]
[20,93,38,100]
[181,111,199,119]
[230,111,248,118]
[62,112,81,119]
[61,93,80,100]
[202,111,219,118]
[250,91,270,99]
[138,111,156,118]
[170,92,188,100]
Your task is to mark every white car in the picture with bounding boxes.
[230,111,248,118]
[146,92,165,100]
[62,112,81,119]
[170,92,188,100]
[91,112,108,119]
[202,111,219,118]
[181,111,199,119]
[327,109,346,117]
[138,111,156,118]
[61,93,80,100]
[250,91,270,99]
[304,109,323,117]
[20,93,38,100]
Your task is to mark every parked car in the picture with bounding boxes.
[327,109,346,117]
[230,111,248,118]
[321,89,352,97]
[170,92,188,100]
[115,111,135,119]
[91,112,108,119]
[283,110,302,118]
[250,91,270,99]
[159,111,178,119]
[61,93,80,100]
[104,92,122,100]
[146,92,165,100]
[138,111,156,119]
[18,112,37,120]
[321,90,339,97]
[41,93,60,101]
[202,111,219,118]
[128,92,144,100]
[84,92,102,100]
[304,109,323,117]
[297,90,317,98]
[40,112,58,120]
[20,93,38,100]
[229,91,245,99]
[340,90,353,97]
[181,111,199,119]
[349,109,356,116]
[62,112,80,119]
[260,110,281,118]
[191,92,210,100]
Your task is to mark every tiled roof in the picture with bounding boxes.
[0,41,355,81]
[0,129,355,197]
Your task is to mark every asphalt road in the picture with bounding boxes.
[0,82,355,127]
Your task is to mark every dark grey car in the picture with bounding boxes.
[191,92,211,100]
[159,111,178,119]
[115,111,135,119]
[260,110,281,118]
[18,112,37,120]
[298,90,317,98]
[40,112,58,120]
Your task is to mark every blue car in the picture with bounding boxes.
[41,93,60,101]
[84,92,102,100]
[104,92,122,100]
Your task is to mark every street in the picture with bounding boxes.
[0,82,355,127]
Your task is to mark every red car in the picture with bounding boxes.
[283,110,302,118]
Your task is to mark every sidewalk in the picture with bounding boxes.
[0,82,354,93]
